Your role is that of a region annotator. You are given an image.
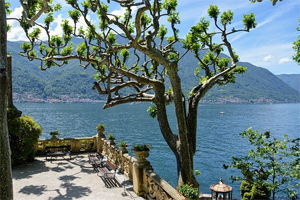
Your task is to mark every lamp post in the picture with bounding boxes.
[210,178,232,200]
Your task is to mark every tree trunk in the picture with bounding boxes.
[175,141,198,187]
[160,64,199,187]
[7,55,13,108]
[0,0,13,199]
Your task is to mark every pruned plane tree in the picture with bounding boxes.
[12,0,256,187]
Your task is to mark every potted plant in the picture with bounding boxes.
[50,130,59,139]
[96,124,105,138]
[118,140,127,148]
[132,144,153,160]
[118,140,128,153]
[131,144,152,152]
[107,133,115,145]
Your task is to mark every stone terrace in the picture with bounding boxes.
[12,154,145,200]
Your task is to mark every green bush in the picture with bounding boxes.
[8,115,42,166]
[242,192,252,200]
[177,182,199,199]
[240,180,270,200]
[251,182,270,199]
[240,180,252,198]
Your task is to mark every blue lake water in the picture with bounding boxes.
[15,103,300,198]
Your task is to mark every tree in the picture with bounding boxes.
[0,0,13,199]
[251,0,300,66]
[292,18,300,65]
[250,0,282,6]
[224,128,300,200]
[13,0,256,186]
[1,1,51,198]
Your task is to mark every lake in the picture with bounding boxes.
[15,102,300,198]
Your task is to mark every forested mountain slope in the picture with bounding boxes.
[8,40,299,103]
[277,74,300,92]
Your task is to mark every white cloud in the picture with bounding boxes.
[8,8,94,41]
[7,20,28,41]
[110,6,137,18]
[50,14,64,37]
[278,57,292,64]
[263,55,273,62]
[111,7,127,17]
[9,6,23,18]
[7,7,28,41]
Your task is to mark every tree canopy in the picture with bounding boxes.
[250,0,282,6]
[293,18,300,65]
[9,0,256,187]
[224,128,300,200]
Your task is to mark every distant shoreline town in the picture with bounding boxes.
[13,93,299,104]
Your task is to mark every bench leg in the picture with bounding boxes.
[104,178,108,187]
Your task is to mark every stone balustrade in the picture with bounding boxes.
[36,134,185,200]
[36,136,96,154]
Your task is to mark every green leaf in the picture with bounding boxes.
[220,10,234,25]
[147,105,157,119]
[158,25,168,40]
[44,13,55,28]
[68,10,81,23]
[162,0,177,13]
[76,42,87,56]
[21,43,32,52]
[61,45,73,56]
[107,32,116,45]
[207,5,220,19]
[243,13,257,30]
[29,28,41,39]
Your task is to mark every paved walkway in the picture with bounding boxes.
[12,154,145,200]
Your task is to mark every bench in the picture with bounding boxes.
[46,145,71,160]
[89,152,119,187]
[88,152,106,172]
[96,160,119,187]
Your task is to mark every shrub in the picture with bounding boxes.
[8,115,42,166]
[240,180,252,198]
[177,182,199,200]
[251,182,270,200]
[240,180,270,200]
[242,192,252,200]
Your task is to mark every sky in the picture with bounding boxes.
[6,0,300,75]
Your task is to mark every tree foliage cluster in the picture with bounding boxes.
[224,128,300,200]
[292,18,300,65]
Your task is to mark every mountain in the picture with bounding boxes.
[7,40,300,103]
[277,74,300,92]
[203,63,300,103]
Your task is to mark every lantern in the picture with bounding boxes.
[210,178,232,200]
